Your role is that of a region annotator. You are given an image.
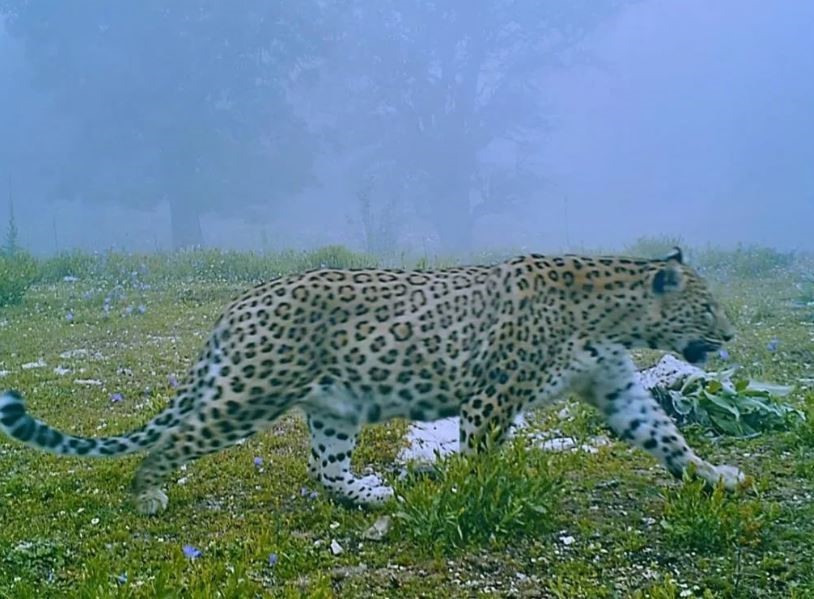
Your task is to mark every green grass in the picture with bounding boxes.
[659,473,774,554]
[0,246,813,597]
[393,434,563,555]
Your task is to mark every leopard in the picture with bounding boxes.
[0,247,745,516]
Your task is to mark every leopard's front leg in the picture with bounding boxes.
[585,356,746,490]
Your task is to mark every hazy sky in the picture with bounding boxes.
[2,0,812,255]
[534,0,814,251]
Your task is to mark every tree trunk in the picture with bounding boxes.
[169,198,203,250]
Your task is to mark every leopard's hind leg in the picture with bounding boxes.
[305,408,394,506]
[131,398,289,515]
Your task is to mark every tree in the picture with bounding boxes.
[306,0,632,253]
[4,199,19,257]
[1,1,317,248]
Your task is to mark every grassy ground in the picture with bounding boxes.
[1,250,813,597]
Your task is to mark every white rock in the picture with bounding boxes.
[538,437,577,452]
[330,539,344,555]
[635,354,704,390]
[22,358,47,370]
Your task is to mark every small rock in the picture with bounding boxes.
[331,564,368,579]
[330,539,344,555]
[559,534,576,546]
[362,516,391,541]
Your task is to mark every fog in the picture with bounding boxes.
[1,0,812,257]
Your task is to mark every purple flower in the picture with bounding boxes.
[253,456,264,468]
[137,304,147,315]
[718,349,730,361]
[182,544,202,559]
[65,311,74,323]
[300,486,319,500]
[109,392,124,403]
[116,573,128,585]
[767,338,779,352]
[168,374,179,388]
[268,553,278,567]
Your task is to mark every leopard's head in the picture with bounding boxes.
[641,247,735,365]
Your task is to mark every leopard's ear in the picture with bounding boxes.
[664,246,683,264]
[652,263,684,295]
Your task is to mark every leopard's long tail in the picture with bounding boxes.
[0,389,172,457]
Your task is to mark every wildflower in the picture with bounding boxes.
[116,573,128,585]
[109,392,124,403]
[767,338,779,352]
[253,456,264,468]
[65,311,74,323]
[168,374,179,388]
[268,553,278,567]
[718,349,730,361]
[300,486,319,500]
[137,304,147,315]
[182,544,202,559]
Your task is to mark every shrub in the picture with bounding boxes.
[694,244,795,278]
[38,250,100,283]
[0,251,38,307]
[294,245,377,271]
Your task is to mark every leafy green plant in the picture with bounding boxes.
[393,435,563,554]
[652,367,803,437]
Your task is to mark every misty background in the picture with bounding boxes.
[1,0,812,258]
